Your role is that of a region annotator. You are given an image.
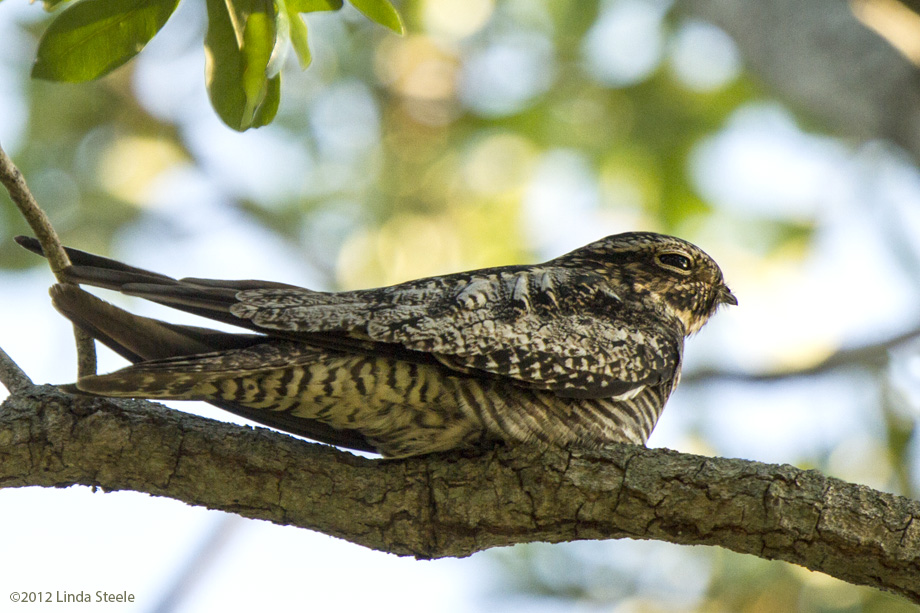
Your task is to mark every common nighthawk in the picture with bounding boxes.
[18,232,736,457]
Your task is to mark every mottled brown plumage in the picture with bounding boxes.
[18,232,736,457]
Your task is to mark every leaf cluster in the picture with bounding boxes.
[30,0,403,130]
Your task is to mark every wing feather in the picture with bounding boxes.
[228,269,683,399]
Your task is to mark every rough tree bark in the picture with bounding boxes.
[1,385,918,603]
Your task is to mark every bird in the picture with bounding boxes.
[17,232,736,458]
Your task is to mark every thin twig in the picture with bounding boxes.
[0,345,33,393]
[683,326,920,384]
[73,329,97,378]
[0,142,96,378]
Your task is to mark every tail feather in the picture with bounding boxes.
[50,284,265,362]
[116,283,246,327]
[64,265,178,292]
[15,236,177,286]
[17,235,298,332]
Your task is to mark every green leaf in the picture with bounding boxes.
[279,0,312,69]
[288,0,343,12]
[241,9,274,118]
[252,73,281,127]
[32,0,181,82]
[204,0,279,131]
[286,8,312,69]
[348,0,403,34]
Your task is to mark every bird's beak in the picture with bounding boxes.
[719,285,738,306]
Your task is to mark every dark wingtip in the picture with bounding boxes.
[14,235,45,256]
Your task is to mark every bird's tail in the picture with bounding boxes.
[19,238,380,452]
[16,235,180,289]
[49,283,267,365]
[16,235,301,330]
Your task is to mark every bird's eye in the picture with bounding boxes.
[657,253,692,272]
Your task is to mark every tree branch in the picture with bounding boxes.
[675,0,920,164]
[0,143,96,378]
[0,345,33,394]
[2,386,917,603]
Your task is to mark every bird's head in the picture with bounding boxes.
[557,232,737,335]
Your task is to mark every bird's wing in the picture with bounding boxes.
[223,269,682,399]
[19,237,681,399]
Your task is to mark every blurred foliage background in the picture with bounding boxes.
[2,0,920,611]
